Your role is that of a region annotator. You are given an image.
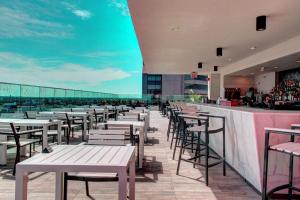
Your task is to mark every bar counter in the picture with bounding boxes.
[188,103,300,193]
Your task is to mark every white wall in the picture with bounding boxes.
[254,72,275,94]
[208,73,221,100]
[224,76,254,96]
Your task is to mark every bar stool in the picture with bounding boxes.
[167,107,176,141]
[169,109,181,149]
[176,114,226,186]
[262,127,300,200]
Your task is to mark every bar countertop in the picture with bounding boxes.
[195,103,300,114]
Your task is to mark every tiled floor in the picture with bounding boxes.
[0,111,260,199]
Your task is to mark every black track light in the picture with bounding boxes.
[217,48,222,56]
[198,62,202,69]
[256,15,266,31]
[214,66,218,71]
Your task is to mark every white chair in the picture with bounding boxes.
[64,129,130,199]
[0,123,41,175]
[0,112,25,119]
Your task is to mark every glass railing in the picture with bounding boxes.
[0,82,140,113]
[0,82,207,114]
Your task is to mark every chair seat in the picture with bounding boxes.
[187,125,222,134]
[61,124,69,128]
[70,124,82,129]
[0,139,40,147]
[270,142,300,156]
[68,172,118,178]
[185,119,199,125]
[32,130,58,136]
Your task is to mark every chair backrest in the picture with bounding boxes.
[24,111,38,119]
[51,108,71,112]
[118,115,140,121]
[0,112,25,119]
[104,123,134,144]
[36,112,57,120]
[71,108,86,112]
[88,130,128,145]
[0,123,21,148]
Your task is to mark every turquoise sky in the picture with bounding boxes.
[0,0,142,96]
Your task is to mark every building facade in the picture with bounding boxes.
[142,73,208,99]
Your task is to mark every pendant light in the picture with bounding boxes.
[198,62,202,69]
[256,15,266,31]
[217,48,222,56]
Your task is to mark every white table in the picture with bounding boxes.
[15,145,135,200]
[0,119,62,164]
[40,111,90,140]
[106,120,145,168]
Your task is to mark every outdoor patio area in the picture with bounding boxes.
[0,111,260,200]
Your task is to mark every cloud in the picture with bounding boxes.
[111,0,130,16]
[80,50,134,58]
[0,6,73,38]
[63,2,92,20]
[72,10,91,20]
[0,52,131,90]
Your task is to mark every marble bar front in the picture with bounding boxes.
[188,103,300,193]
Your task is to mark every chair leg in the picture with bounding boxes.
[72,128,74,138]
[85,180,90,197]
[67,129,70,144]
[223,129,226,176]
[13,147,21,176]
[262,142,270,200]
[64,173,68,200]
[170,129,175,149]
[167,118,171,141]
[172,130,179,160]
[176,128,186,175]
[29,144,32,157]
[205,132,209,186]
[288,155,294,200]
[172,121,181,159]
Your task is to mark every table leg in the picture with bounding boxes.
[0,135,7,165]
[129,157,136,200]
[55,172,64,200]
[57,122,62,145]
[42,125,48,150]
[118,170,127,200]
[15,168,28,200]
[139,129,144,169]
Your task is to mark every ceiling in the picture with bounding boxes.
[128,0,300,74]
[229,52,300,76]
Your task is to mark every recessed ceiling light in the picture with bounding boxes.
[274,67,278,69]
[250,72,255,75]
[170,26,180,31]
[250,46,256,50]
